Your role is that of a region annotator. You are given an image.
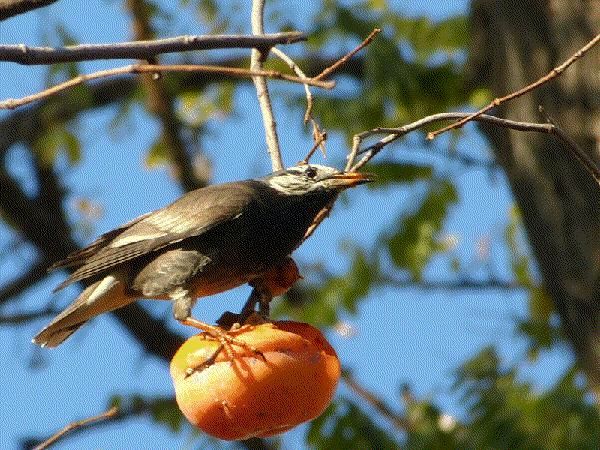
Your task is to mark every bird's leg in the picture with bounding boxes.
[258,288,272,317]
[240,288,262,319]
[172,288,194,321]
[215,287,261,328]
[247,257,301,319]
[170,288,264,375]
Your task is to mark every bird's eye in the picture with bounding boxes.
[305,166,317,179]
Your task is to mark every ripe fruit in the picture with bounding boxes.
[170,321,341,440]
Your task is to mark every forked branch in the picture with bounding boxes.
[0,32,306,65]
[427,33,600,139]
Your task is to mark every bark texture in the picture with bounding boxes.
[469,0,600,388]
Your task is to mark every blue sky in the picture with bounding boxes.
[0,1,573,448]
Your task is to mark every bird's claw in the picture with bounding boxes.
[180,317,266,375]
[184,343,224,378]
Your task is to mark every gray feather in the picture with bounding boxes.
[53,182,259,290]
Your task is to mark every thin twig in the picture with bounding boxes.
[0,32,306,65]
[33,406,119,450]
[302,196,337,242]
[126,0,200,191]
[302,24,383,234]
[314,28,381,81]
[271,47,314,122]
[250,0,284,171]
[272,47,327,160]
[0,63,334,110]
[345,134,362,171]
[342,370,410,431]
[310,112,600,245]
[349,113,600,186]
[427,33,600,139]
[300,131,327,165]
[0,258,49,306]
[0,307,59,325]
[0,0,58,21]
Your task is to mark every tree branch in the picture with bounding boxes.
[349,113,600,186]
[0,307,58,326]
[0,55,357,157]
[271,47,327,161]
[0,258,50,307]
[112,304,184,361]
[0,32,306,65]
[342,370,410,431]
[32,406,119,450]
[25,398,168,449]
[427,32,600,139]
[0,0,57,21]
[250,0,283,171]
[315,28,380,82]
[0,63,334,111]
[126,0,205,192]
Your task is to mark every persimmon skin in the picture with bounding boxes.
[170,321,340,441]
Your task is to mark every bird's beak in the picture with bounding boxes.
[328,171,373,188]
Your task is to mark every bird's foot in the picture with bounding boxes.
[184,343,224,378]
[240,257,302,319]
[180,317,265,376]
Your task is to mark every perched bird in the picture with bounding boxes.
[34,164,370,348]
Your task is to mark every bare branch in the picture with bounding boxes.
[25,395,272,450]
[0,32,306,65]
[381,276,523,291]
[271,47,315,123]
[0,307,58,326]
[271,47,327,160]
[299,29,384,238]
[300,131,327,165]
[0,258,49,307]
[342,370,410,431]
[112,304,184,361]
[349,113,600,187]
[250,0,283,171]
[301,196,337,242]
[314,28,380,81]
[126,0,205,192]
[427,32,600,139]
[0,63,334,111]
[0,0,57,21]
[0,55,357,157]
[33,406,119,450]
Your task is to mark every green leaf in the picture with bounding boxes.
[33,126,81,166]
[529,287,553,323]
[307,398,400,449]
[387,180,458,279]
[145,136,170,168]
[388,15,468,62]
[273,247,378,326]
[469,87,493,108]
[452,348,600,448]
[365,162,433,188]
[150,398,185,432]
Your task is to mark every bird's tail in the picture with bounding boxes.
[33,274,132,348]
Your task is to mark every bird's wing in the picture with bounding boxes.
[53,181,262,291]
[49,212,153,270]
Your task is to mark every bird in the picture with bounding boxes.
[33,164,371,348]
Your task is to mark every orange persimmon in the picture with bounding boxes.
[170,321,340,440]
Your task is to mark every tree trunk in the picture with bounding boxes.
[468,0,600,392]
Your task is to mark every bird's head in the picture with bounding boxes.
[264,164,372,196]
